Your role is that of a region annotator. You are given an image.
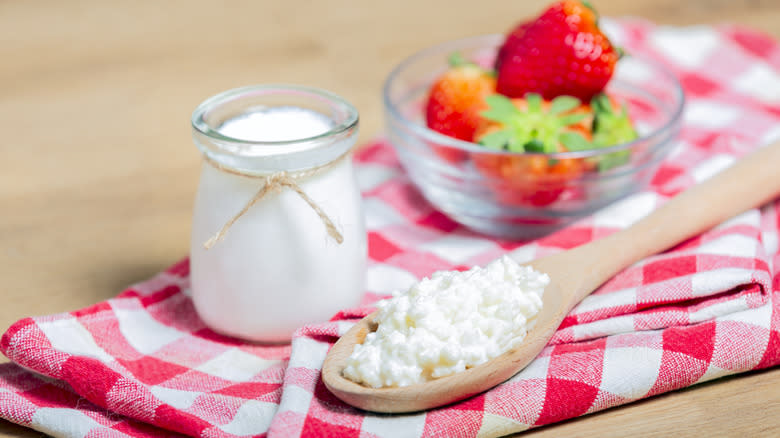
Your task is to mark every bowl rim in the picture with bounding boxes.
[382,33,686,160]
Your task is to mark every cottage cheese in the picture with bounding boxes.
[342,256,549,388]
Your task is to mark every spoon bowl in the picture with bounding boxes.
[323,141,780,413]
[324,278,567,413]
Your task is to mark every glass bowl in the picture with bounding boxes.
[383,34,685,240]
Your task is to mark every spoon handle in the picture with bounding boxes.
[564,140,780,303]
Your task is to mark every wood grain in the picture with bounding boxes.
[1,0,778,436]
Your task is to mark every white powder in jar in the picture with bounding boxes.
[342,256,549,388]
[218,106,334,142]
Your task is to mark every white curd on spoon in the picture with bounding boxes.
[343,256,549,388]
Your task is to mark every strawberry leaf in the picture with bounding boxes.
[549,96,581,115]
[506,134,527,153]
[558,113,587,126]
[481,94,518,123]
[526,93,543,113]
[448,52,468,68]
[479,130,513,151]
[559,131,592,151]
[591,93,614,115]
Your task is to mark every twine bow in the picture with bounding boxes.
[202,155,345,249]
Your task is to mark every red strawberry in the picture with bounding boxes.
[495,0,619,102]
[425,54,496,162]
[494,21,531,71]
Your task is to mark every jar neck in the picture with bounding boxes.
[191,85,359,175]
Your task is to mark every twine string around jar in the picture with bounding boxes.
[201,152,348,249]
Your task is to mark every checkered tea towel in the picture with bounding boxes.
[2,19,780,438]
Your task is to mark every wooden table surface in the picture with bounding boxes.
[2,0,779,436]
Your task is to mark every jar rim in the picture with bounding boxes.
[191,84,359,173]
[192,84,358,147]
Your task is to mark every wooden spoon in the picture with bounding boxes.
[322,141,780,413]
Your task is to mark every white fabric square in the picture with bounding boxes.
[574,288,637,314]
[477,414,530,438]
[691,153,735,183]
[613,56,654,82]
[131,272,189,296]
[363,198,406,230]
[649,26,720,69]
[355,164,399,192]
[507,243,539,264]
[31,408,100,437]
[572,316,636,341]
[599,18,625,46]
[697,363,731,384]
[419,233,497,264]
[366,264,418,295]
[600,346,663,399]
[714,209,760,230]
[761,124,780,146]
[361,412,427,438]
[592,192,658,229]
[287,337,330,369]
[196,348,280,381]
[113,307,187,355]
[696,235,758,258]
[684,102,740,129]
[733,62,780,104]
[691,268,754,297]
[512,355,550,381]
[277,384,314,415]
[719,301,772,328]
[150,385,202,410]
[218,400,277,435]
[688,296,749,323]
[337,321,356,336]
[763,230,779,256]
[38,318,113,363]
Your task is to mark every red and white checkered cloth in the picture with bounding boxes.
[2,19,780,438]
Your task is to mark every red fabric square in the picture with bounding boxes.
[71,302,113,318]
[422,409,484,438]
[651,165,684,189]
[301,415,360,438]
[153,404,211,437]
[215,382,283,400]
[484,379,547,424]
[166,258,190,277]
[110,420,185,438]
[367,232,403,262]
[642,255,698,284]
[730,28,776,59]
[648,351,708,396]
[662,322,716,362]
[60,357,122,408]
[118,357,191,386]
[535,379,599,426]
[416,211,460,233]
[547,339,606,387]
[758,325,780,369]
[680,73,720,96]
[21,383,82,409]
[302,379,362,437]
[538,226,594,249]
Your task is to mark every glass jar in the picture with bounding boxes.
[190,85,366,343]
